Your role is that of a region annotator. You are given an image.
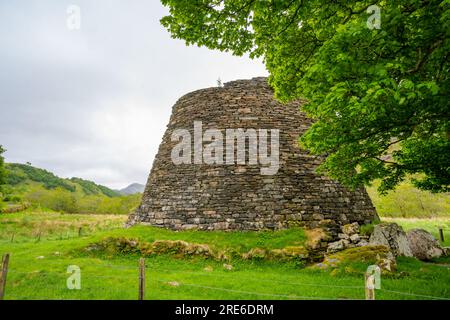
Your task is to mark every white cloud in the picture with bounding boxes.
[0,0,268,189]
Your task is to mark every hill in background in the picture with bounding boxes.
[5,163,121,197]
[118,183,145,195]
[1,163,141,214]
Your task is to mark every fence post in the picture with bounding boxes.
[78,227,82,237]
[10,233,15,243]
[365,273,375,300]
[138,258,145,300]
[0,253,10,300]
[439,227,444,243]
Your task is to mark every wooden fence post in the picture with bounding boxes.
[138,258,145,300]
[439,227,444,243]
[0,253,10,300]
[78,227,82,237]
[365,273,375,300]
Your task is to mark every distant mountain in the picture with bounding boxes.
[5,163,121,197]
[118,183,145,195]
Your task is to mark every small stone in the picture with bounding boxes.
[342,222,360,235]
[327,258,339,263]
[376,256,397,273]
[338,233,350,240]
[204,266,213,272]
[327,240,345,253]
[314,262,327,269]
[181,224,198,230]
[167,281,180,287]
[356,240,369,247]
[349,234,360,243]
[223,263,233,271]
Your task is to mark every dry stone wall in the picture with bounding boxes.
[128,77,378,230]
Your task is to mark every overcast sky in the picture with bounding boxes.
[0,0,267,189]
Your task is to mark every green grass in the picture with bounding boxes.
[0,210,127,242]
[0,212,449,300]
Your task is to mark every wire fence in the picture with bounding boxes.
[2,259,449,301]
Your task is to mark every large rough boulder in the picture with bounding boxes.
[369,223,413,257]
[407,229,444,261]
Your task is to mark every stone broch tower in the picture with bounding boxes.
[128,78,377,230]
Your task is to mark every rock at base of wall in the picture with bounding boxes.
[407,229,444,261]
[369,223,413,257]
[342,222,360,235]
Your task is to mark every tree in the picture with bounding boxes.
[0,145,6,210]
[0,145,6,186]
[160,0,450,193]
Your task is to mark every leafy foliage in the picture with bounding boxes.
[6,163,76,192]
[0,145,6,186]
[160,0,450,193]
[5,163,120,197]
[367,178,450,217]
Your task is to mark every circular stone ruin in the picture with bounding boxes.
[128,77,378,230]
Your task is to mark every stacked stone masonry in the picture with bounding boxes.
[128,77,378,230]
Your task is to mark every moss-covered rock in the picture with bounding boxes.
[242,248,267,260]
[86,237,309,262]
[86,237,214,259]
[85,237,141,255]
[312,245,396,274]
[268,246,309,261]
[304,228,332,250]
[242,246,308,261]
[325,245,391,263]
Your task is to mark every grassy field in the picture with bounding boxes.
[0,211,449,300]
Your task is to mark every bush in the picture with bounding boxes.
[3,194,23,203]
[6,163,75,192]
[22,185,141,214]
[367,179,450,218]
[50,189,78,213]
